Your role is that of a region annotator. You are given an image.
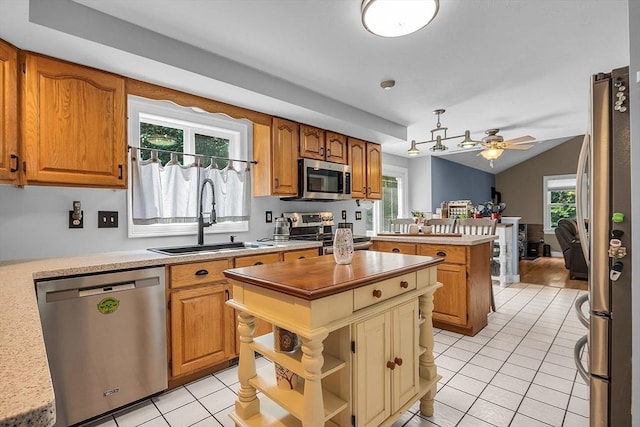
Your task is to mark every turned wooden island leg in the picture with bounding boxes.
[299,332,328,427]
[234,311,259,421]
[419,291,439,417]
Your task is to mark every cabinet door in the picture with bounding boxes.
[21,54,126,187]
[271,117,299,195]
[392,300,419,411]
[366,143,382,200]
[432,263,467,326]
[171,284,233,377]
[325,131,347,164]
[354,311,391,427]
[348,137,367,199]
[0,40,18,183]
[299,124,325,161]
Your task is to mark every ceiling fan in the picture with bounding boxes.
[476,129,536,167]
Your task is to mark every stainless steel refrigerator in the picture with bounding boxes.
[574,66,632,426]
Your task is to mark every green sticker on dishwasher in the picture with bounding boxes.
[97,297,120,314]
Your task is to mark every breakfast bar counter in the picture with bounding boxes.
[224,251,443,427]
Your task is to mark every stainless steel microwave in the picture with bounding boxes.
[283,159,351,201]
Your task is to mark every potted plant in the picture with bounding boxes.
[411,210,425,224]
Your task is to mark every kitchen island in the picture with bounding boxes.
[372,234,496,336]
[224,251,443,427]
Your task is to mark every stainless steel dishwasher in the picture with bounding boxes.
[36,267,167,426]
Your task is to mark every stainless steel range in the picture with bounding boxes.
[282,211,372,254]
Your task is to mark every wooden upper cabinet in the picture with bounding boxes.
[300,125,347,164]
[0,40,18,183]
[21,53,126,188]
[254,117,298,196]
[366,142,382,199]
[325,131,347,164]
[348,137,381,199]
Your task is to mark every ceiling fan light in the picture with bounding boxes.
[458,130,478,148]
[361,0,439,38]
[407,140,420,156]
[480,147,504,160]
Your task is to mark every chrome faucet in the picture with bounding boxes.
[198,178,216,245]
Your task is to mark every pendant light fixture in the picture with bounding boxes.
[407,109,478,156]
[362,0,440,38]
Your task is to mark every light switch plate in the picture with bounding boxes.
[98,211,118,228]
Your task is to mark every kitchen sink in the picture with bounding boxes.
[148,241,273,256]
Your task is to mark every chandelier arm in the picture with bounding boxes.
[414,132,468,146]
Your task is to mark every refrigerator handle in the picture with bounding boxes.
[575,133,590,266]
[574,293,590,329]
[574,334,590,385]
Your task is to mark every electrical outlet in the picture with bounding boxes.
[98,211,118,228]
[341,210,347,220]
[69,211,83,228]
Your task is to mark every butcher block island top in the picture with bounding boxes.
[224,251,444,427]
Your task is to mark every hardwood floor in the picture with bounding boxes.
[518,256,588,290]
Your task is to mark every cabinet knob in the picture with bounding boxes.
[392,248,400,253]
[254,261,264,266]
[436,251,447,257]
[394,357,403,366]
[400,280,409,289]
[386,361,396,370]
[195,269,209,276]
[372,289,382,298]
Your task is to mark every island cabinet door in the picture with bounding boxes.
[432,263,468,326]
[170,284,233,377]
[392,300,419,411]
[354,311,392,427]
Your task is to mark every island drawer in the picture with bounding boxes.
[169,259,231,289]
[353,272,416,311]
[282,248,320,261]
[372,241,416,255]
[234,252,281,267]
[417,244,466,265]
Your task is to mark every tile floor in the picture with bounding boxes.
[82,283,589,427]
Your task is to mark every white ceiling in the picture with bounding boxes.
[0,0,630,174]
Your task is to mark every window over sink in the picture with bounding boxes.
[127,96,251,238]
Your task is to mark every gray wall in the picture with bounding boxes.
[408,156,432,215]
[430,157,495,212]
[495,135,583,253]
[627,0,639,420]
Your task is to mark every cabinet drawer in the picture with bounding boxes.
[418,244,466,265]
[282,248,319,262]
[234,252,281,267]
[170,259,231,289]
[372,241,416,255]
[353,273,416,311]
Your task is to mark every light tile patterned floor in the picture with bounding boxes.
[82,283,589,427]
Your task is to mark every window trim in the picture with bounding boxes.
[543,174,577,233]
[369,164,409,235]
[127,96,251,238]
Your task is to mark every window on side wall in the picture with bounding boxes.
[365,165,408,234]
[543,174,578,233]
[127,96,252,238]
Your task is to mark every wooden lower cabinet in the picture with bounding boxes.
[371,241,416,254]
[167,259,235,382]
[429,263,467,326]
[353,300,419,427]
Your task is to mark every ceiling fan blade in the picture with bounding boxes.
[503,135,535,145]
[505,144,533,150]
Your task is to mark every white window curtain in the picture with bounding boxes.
[131,150,251,225]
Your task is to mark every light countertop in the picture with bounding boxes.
[0,241,320,427]
[372,234,496,245]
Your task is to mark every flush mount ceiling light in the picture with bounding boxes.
[407,109,479,156]
[362,0,439,38]
[380,79,396,90]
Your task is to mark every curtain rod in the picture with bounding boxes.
[128,145,257,165]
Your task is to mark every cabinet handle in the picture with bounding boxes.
[436,251,447,257]
[298,256,305,259]
[400,280,409,289]
[254,261,264,266]
[394,357,403,366]
[392,248,400,253]
[372,289,382,298]
[195,269,209,276]
[320,146,324,156]
[368,187,372,195]
[274,177,280,188]
[225,289,230,300]
[326,148,331,157]
[363,186,367,195]
[118,164,123,179]
[10,154,19,173]
[386,361,396,370]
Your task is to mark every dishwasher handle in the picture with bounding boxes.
[78,282,135,297]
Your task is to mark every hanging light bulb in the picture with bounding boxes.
[458,130,480,148]
[429,135,448,152]
[407,140,420,156]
